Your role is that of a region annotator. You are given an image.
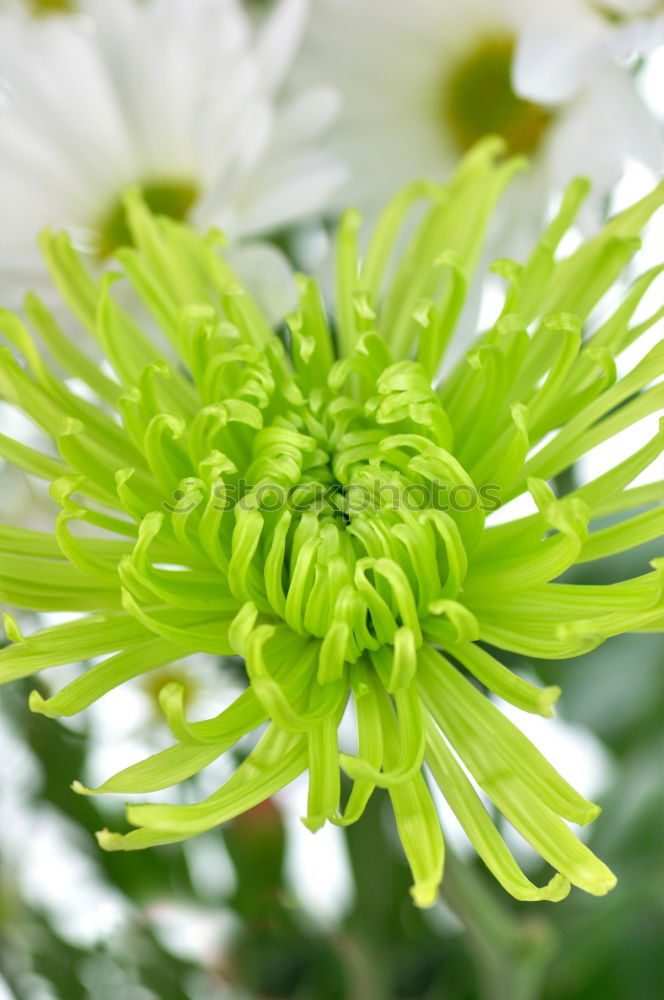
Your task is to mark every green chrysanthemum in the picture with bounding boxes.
[1,140,662,907]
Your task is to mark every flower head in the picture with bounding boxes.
[1,141,662,907]
[292,0,662,234]
[0,0,343,306]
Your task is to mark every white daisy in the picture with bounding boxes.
[0,0,344,309]
[292,0,662,235]
[595,0,664,15]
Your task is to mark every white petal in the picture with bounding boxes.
[224,241,298,324]
[256,0,309,92]
[608,13,664,60]
[230,151,347,235]
[546,60,663,230]
[513,14,605,104]
[272,87,342,149]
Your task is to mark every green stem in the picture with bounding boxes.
[442,847,558,1000]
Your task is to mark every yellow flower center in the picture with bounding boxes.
[28,0,76,14]
[444,36,552,156]
[98,181,198,260]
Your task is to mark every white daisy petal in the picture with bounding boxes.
[224,241,298,324]
[512,15,603,104]
[256,0,309,92]
[608,12,664,60]
[549,60,664,213]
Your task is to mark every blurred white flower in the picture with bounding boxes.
[595,0,664,15]
[0,0,344,308]
[293,0,662,239]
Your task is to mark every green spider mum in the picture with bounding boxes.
[1,140,662,907]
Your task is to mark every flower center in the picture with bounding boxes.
[444,36,552,156]
[97,181,198,259]
[28,0,75,14]
[192,342,481,682]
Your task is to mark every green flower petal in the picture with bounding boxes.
[29,638,181,718]
[379,689,445,907]
[448,641,560,717]
[418,647,599,825]
[424,717,570,902]
[124,724,307,836]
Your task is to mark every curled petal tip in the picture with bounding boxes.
[96,829,124,852]
[28,690,52,717]
[539,685,562,718]
[71,780,92,795]
[546,874,571,902]
[409,879,440,909]
[585,867,618,897]
[582,801,602,825]
[2,613,23,644]
[300,814,326,833]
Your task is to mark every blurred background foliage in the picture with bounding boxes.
[1,544,662,1000]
